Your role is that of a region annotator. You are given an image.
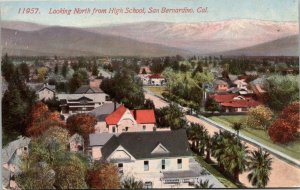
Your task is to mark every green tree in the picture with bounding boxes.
[19,62,30,81]
[53,154,88,189]
[211,131,248,181]
[1,53,15,82]
[205,97,219,113]
[61,61,68,77]
[156,104,186,130]
[101,68,145,109]
[247,149,272,188]
[245,105,273,130]
[37,67,48,82]
[54,63,59,74]
[69,68,89,93]
[266,75,299,112]
[232,122,243,139]
[122,176,144,189]
[16,155,55,190]
[92,63,99,76]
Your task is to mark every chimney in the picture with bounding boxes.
[133,109,137,120]
[114,101,116,111]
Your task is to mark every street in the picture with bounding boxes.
[145,91,300,188]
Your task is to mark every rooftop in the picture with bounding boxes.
[74,85,103,94]
[101,129,192,160]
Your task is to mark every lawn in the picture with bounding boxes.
[209,115,300,160]
[195,156,238,188]
[144,86,167,97]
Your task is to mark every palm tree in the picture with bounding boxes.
[187,123,209,155]
[211,131,234,172]
[121,176,143,189]
[247,148,272,188]
[221,139,249,182]
[187,123,198,151]
[195,180,214,188]
[232,122,243,140]
[211,130,248,181]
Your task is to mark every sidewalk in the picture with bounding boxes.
[198,115,300,168]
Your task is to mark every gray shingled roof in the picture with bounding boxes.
[27,83,55,92]
[214,79,228,85]
[101,129,192,160]
[88,103,121,121]
[89,133,114,146]
[2,137,31,164]
[74,85,103,94]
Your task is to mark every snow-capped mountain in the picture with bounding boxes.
[87,19,298,54]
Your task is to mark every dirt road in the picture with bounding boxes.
[145,92,300,187]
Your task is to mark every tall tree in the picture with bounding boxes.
[266,75,299,112]
[61,61,68,77]
[155,104,186,130]
[54,63,59,74]
[1,53,15,82]
[19,62,30,81]
[26,102,63,137]
[247,149,272,188]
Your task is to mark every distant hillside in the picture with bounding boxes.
[86,19,298,54]
[1,27,189,57]
[220,35,299,56]
[1,20,47,31]
[1,20,298,56]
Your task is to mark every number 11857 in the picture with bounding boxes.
[18,8,40,14]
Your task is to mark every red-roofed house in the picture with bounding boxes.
[105,105,165,133]
[149,74,166,86]
[211,94,261,113]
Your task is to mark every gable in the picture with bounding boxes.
[118,109,137,125]
[151,143,170,154]
[86,89,94,93]
[108,145,135,161]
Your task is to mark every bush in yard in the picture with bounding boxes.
[245,105,273,130]
[268,102,299,144]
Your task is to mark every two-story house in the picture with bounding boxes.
[27,83,56,101]
[90,130,224,188]
[57,85,111,118]
[105,105,157,133]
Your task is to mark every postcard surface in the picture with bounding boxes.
[1,0,299,189]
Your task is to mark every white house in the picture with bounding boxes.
[91,130,224,188]
[149,74,166,86]
[57,85,111,118]
[27,83,56,101]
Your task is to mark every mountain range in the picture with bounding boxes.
[1,19,299,56]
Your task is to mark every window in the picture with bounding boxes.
[144,182,153,189]
[105,96,110,101]
[161,159,165,170]
[143,125,146,131]
[125,127,129,131]
[112,127,116,133]
[118,163,123,173]
[144,161,149,171]
[177,159,182,169]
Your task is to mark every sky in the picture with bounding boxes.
[0,0,298,27]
